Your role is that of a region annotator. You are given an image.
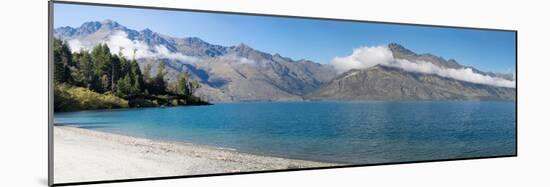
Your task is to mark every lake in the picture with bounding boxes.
[54,101,516,164]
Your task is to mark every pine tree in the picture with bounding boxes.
[110,54,121,92]
[76,50,95,89]
[177,72,190,96]
[53,39,74,83]
[116,74,132,97]
[130,59,143,94]
[91,44,112,93]
[150,62,167,94]
[142,63,152,94]
[100,74,110,92]
[189,80,201,96]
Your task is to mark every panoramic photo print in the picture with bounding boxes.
[51,2,517,184]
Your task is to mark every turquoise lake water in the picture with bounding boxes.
[54,101,516,164]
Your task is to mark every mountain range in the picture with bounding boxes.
[54,20,516,101]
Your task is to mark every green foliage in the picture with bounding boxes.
[176,71,202,97]
[115,75,132,97]
[130,59,143,93]
[189,80,201,96]
[54,84,128,112]
[114,53,142,98]
[53,39,74,83]
[147,62,168,95]
[175,72,201,97]
[143,64,152,82]
[75,49,97,89]
[53,39,209,111]
[91,44,113,92]
[110,54,121,92]
[177,72,190,96]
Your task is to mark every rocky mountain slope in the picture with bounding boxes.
[307,65,515,100]
[55,20,515,101]
[55,20,337,101]
[388,43,515,81]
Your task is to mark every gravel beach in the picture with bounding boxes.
[53,126,337,183]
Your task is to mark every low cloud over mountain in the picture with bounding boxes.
[330,45,515,88]
[67,31,200,64]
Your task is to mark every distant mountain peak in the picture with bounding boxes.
[386,43,513,81]
[74,19,121,30]
[78,21,102,32]
[273,53,297,62]
[100,19,125,30]
[235,43,252,50]
[388,43,415,55]
[308,63,515,100]
[387,43,403,48]
[58,19,127,38]
[80,20,101,27]
[184,37,206,44]
[229,43,255,54]
[388,43,451,65]
[140,28,156,37]
[141,28,153,33]
[101,19,117,25]
[447,59,460,66]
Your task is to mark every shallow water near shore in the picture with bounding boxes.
[54,101,516,164]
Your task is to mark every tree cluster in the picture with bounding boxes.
[53,38,202,101]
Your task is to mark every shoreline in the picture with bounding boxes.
[53,126,338,183]
[55,99,515,114]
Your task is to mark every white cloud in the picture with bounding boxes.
[67,31,199,63]
[153,45,200,63]
[218,54,256,65]
[67,39,85,52]
[330,46,393,73]
[390,59,516,88]
[330,45,516,88]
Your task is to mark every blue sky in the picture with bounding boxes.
[54,3,516,73]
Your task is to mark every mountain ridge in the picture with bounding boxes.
[54,20,515,101]
[307,65,515,100]
[388,43,514,81]
[55,20,338,101]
